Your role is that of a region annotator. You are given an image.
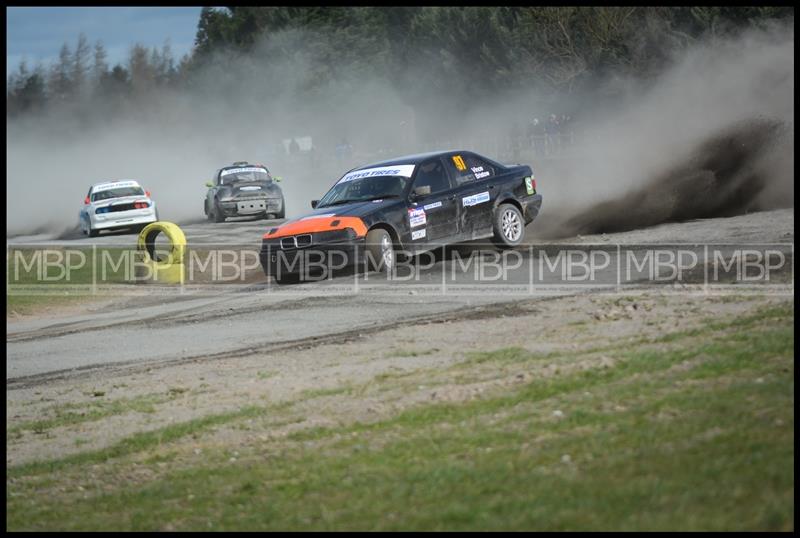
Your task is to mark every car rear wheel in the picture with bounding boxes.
[492,203,524,249]
[82,216,99,237]
[366,228,395,273]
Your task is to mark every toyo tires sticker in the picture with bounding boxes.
[221,167,267,176]
[93,181,139,191]
[338,164,416,184]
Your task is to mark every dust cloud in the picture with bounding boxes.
[528,22,794,238]
[6,22,794,239]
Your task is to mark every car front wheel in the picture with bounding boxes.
[213,200,226,223]
[366,228,395,273]
[492,203,524,249]
[275,197,286,219]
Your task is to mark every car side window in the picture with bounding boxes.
[448,153,496,185]
[412,158,452,195]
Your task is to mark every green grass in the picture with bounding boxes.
[7,290,98,316]
[6,247,131,315]
[7,405,269,479]
[386,348,440,358]
[301,386,353,399]
[7,391,186,439]
[6,302,794,531]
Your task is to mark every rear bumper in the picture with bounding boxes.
[219,197,282,217]
[260,239,367,277]
[521,193,543,224]
[90,209,157,230]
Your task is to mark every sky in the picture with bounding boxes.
[6,6,204,77]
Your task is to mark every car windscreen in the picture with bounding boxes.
[317,164,417,207]
[91,186,145,202]
[317,175,411,207]
[219,167,270,185]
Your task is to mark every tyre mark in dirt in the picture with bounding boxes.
[6,294,354,343]
[6,294,571,390]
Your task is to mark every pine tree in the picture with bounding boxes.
[72,32,91,97]
[128,43,154,97]
[49,42,73,103]
[92,40,109,88]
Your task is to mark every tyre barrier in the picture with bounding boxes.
[135,222,187,284]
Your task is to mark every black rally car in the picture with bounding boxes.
[204,162,285,222]
[260,150,542,280]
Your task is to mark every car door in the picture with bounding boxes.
[405,157,459,246]
[446,152,499,240]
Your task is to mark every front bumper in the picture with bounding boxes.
[219,197,282,216]
[90,208,158,230]
[260,238,367,277]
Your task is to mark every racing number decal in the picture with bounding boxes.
[452,155,467,171]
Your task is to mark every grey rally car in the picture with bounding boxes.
[204,162,285,222]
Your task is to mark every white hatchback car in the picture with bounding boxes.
[79,180,159,237]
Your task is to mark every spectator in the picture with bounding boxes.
[335,137,353,163]
[529,117,546,156]
[526,118,536,149]
[562,114,574,146]
[510,122,522,161]
[545,114,560,156]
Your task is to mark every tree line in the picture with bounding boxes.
[7,32,189,117]
[7,6,793,118]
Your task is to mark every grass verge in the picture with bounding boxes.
[6,302,794,531]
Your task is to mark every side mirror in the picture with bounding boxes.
[273,176,282,183]
[311,200,319,209]
[412,185,432,199]
[205,181,213,188]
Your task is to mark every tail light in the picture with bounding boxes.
[531,178,536,190]
[134,201,150,209]
[84,196,90,205]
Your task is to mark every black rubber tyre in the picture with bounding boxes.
[205,200,213,221]
[88,226,99,238]
[365,228,395,273]
[213,200,226,223]
[492,203,525,249]
[275,197,286,219]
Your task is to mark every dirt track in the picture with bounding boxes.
[6,208,793,383]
